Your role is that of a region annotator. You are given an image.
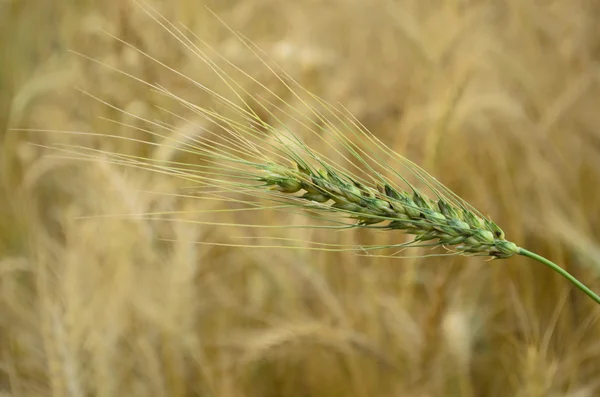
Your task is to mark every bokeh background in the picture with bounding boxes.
[3,0,600,396]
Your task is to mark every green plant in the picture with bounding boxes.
[38,1,600,307]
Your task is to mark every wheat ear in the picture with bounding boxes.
[33,0,600,306]
[217,149,600,306]
[258,160,520,259]
[257,159,600,304]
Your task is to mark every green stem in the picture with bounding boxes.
[518,248,600,306]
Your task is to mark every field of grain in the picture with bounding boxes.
[2,1,600,396]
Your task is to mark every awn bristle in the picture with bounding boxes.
[34,1,521,261]
[27,0,600,306]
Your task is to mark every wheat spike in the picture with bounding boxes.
[258,160,518,259]
[30,0,600,305]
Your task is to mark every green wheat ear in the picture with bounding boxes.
[255,154,599,305]
[36,0,600,307]
[259,161,519,259]
[258,161,597,306]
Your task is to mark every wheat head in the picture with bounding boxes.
[258,159,518,259]
[32,0,600,305]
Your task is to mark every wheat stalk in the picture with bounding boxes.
[32,0,600,306]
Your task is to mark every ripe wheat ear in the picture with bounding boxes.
[31,0,600,306]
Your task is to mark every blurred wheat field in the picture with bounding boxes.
[3,0,600,396]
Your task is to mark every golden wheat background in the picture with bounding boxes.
[3,0,600,396]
